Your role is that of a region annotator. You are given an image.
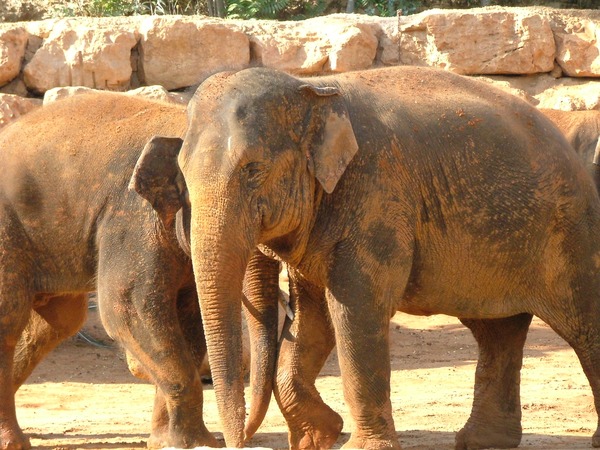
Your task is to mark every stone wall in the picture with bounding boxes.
[1,6,599,127]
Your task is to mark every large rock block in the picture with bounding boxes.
[243,15,378,75]
[22,19,138,94]
[399,8,555,75]
[482,73,600,111]
[0,27,28,87]
[42,85,94,105]
[375,17,400,66]
[546,9,600,77]
[139,16,250,90]
[0,93,42,129]
[535,80,600,111]
[43,84,190,106]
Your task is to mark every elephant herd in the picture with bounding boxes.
[2,65,600,450]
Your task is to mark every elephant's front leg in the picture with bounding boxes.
[325,272,400,449]
[275,269,343,450]
[456,314,532,450]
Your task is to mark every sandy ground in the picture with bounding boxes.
[15,309,597,450]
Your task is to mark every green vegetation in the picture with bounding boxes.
[2,0,597,22]
[47,0,207,17]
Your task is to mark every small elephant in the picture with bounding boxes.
[0,91,279,450]
[540,108,600,164]
[133,66,600,450]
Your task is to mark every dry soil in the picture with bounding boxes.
[16,310,597,450]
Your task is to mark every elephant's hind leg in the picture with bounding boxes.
[96,271,217,449]
[13,293,88,389]
[0,218,36,450]
[124,288,209,448]
[535,306,600,448]
[455,313,532,450]
[0,285,32,450]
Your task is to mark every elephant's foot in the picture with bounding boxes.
[147,424,221,449]
[0,426,31,450]
[341,434,401,450]
[288,407,343,450]
[455,420,521,450]
[592,427,600,448]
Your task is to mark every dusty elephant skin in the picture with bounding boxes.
[132,66,600,450]
[0,92,280,450]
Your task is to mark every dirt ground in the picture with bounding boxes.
[16,309,597,450]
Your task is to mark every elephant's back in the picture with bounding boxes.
[333,66,600,277]
[336,66,592,204]
[0,92,186,193]
[0,92,186,162]
[0,92,187,250]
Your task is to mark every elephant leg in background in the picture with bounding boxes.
[97,255,216,449]
[534,306,600,448]
[13,293,89,389]
[275,269,342,450]
[455,313,533,450]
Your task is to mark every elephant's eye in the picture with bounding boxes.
[241,162,268,189]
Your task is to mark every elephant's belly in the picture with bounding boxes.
[396,288,528,320]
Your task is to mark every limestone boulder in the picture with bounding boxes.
[43,85,94,105]
[242,15,378,75]
[23,19,138,94]
[0,93,42,129]
[139,16,250,90]
[545,9,600,77]
[483,74,600,111]
[325,16,379,72]
[126,85,189,104]
[0,27,28,87]
[0,77,28,97]
[242,20,328,74]
[475,76,537,105]
[375,17,400,66]
[44,84,190,106]
[399,8,555,75]
[535,81,600,111]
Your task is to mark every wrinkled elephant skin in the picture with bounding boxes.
[0,92,229,450]
[134,66,600,450]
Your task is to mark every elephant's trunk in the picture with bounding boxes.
[242,251,280,440]
[190,185,260,447]
[197,267,246,446]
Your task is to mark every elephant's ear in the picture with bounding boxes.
[299,84,359,194]
[129,136,185,226]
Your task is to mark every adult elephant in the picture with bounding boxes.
[133,66,600,449]
[0,91,279,450]
[540,108,600,163]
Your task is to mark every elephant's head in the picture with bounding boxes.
[131,67,358,447]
